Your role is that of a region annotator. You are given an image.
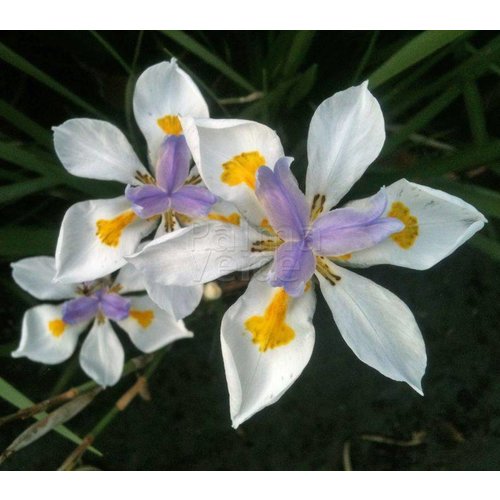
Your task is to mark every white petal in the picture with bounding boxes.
[118,295,193,353]
[11,257,75,300]
[79,319,124,387]
[221,268,316,428]
[181,117,284,226]
[55,196,157,283]
[306,82,385,212]
[114,262,146,294]
[346,179,487,270]
[53,119,149,184]
[127,222,272,287]
[133,60,209,164]
[316,262,426,393]
[145,281,203,320]
[12,304,86,364]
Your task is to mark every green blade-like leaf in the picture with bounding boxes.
[0,227,56,257]
[463,78,489,145]
[0,377,102,456]
[0,42,104,117]
[90,31,132,74]
[429,179,500,219]
[161,31,256,92]
[369,31,470,89]
[282,31,316,78]
[468,234,500,262]
[0,100,52,149]
[0,177,61,204]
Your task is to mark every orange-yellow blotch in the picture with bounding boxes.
[244,288,295,352]
[221,151,265,190]
[96,210,137,247]
[388,201,419,249]
[333,253,352,261]
[207,212,241,225]
[129,309,154,328]
[260,218,275,234]
[48,319,65,338]
[157,115,183,135]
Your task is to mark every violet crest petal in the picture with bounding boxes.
[125,184,170,218]
[170,185,217,217]
[255,158,308,241]
[268,240,316,297]
[100,293,131,322]
[155,135,191,193]
[62,296,99,325]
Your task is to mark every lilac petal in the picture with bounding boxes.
[125,184,170,218]
[170,184,217,217]
[311,189,404,256]
[100,293,131,321]
[268,240,316,297]
[155,135,191,193]
[62,296,99,324]
[255,158,309,241]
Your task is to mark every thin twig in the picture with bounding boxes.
[342,440,353,471]
[387,124,456,152]
[218,91,264,105]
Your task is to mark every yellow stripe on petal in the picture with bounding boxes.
[388,201,419,249]
[157,115,182,135]
[244,288,295,352]
[48,319,65,338]
[207,212,241,225]
[96,210,137,247]
[129,309,154,328]
[221,151,265,190]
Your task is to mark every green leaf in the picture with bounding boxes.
[369,31,469,88]
[468,234,500,261]
[0,42,103,118]
[282,31,316,78]
[0,177,61,204]
[462,78,489,145]
[161,31,256,92]
[0,227,56,258]
[0,377,102,456]
[0,100,52,149]
[90,31,132,74]
[429,179,500,219]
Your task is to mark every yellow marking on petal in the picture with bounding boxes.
[244,288,295,352]
[129,309,155,328]
[157,115,182,135]
[388,201,419,249]
[221,151,266,190]
[304,281,312,292]
[96,210,137,247]
[310,194,326,221]
[333,253,352,261]
[48,319,65,338]
[208,212,241,226]
[260,218,275,234]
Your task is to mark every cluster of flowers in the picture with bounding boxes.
[12,60,486,427]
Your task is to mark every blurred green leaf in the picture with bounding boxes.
[282,31,316,78]
[369,31,469,88]
[286,65,318,109]
[161,31,256,92]
[0,42,103,118]
[0,377,101,456]
[463,79,489,145]
[0,227,56,258]
[430,179,500,219]
[0,177,61,204]
[90,31,132,74]
[0,100,52,149]
[468,234,500,261]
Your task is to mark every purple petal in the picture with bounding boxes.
[125,184,170,218]
[255,158,309,241]
[155,135,191,193]
[100,293,131,321]
[170,185,217,217]
[310,189,404,256]
[268,240,316,297]
[62,296,99,324]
